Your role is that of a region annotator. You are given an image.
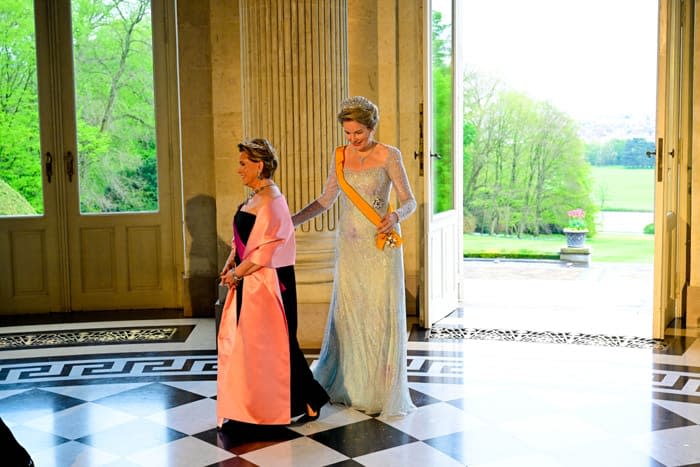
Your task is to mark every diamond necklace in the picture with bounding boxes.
[247,182,275,201]
[357,142,377,164]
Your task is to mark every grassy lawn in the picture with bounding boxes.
[463,166,656,261]
[464,232,654,263]
[591,166,654,212]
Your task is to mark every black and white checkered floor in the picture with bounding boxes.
[1,314,700,467]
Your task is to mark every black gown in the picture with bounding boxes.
[234,209,329,418]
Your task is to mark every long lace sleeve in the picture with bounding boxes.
[385,147,416,222]
[291,149,341,227]
[291,200,327,227]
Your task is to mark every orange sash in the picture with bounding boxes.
[335,146,402,250]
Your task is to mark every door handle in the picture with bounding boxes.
[45,152,53,183]
[66,151,74,182]
[656,137,663,182]
[417,102,424,176]
[646,150,655,158]
[430,153,442,159]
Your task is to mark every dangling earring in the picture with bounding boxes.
[256,171,263,180]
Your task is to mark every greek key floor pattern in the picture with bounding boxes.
[428,325,668,350]
[1,317,700,467]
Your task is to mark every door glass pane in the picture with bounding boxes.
[431,0,454,214]
[0,1,44,216]
[72,0,159,213]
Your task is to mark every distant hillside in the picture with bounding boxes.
[578,114,654,143]
[0,179,37,215]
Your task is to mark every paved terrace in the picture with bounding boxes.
[457,259,654,338]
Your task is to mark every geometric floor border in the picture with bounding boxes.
[2,349,700,405]
[0,325,195,350]
[429,326,668,350]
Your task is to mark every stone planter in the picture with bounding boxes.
[564,228,588,248]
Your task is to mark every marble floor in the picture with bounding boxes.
[0,310,699,467]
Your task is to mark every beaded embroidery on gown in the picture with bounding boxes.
[312,150,416,418]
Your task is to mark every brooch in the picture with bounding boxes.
[385,232,400,248]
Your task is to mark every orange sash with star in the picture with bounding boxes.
[334,146,402,250]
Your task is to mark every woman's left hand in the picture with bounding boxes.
[220,262,233,277]
[377,212,399,234]
[221,270,240,289]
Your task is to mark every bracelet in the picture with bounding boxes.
[231,272,243,283]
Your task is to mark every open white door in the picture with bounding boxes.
[652,0,690,339]
[420,0,464,328]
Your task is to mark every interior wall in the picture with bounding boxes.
[209,0,244,270]
[177,0,219,316]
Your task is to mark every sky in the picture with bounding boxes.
[458,0,658,121]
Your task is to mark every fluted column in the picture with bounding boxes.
[239,0,348,345]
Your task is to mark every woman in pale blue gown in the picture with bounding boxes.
[292,96,416,418]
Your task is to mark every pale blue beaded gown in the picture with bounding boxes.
[311,145,416,418]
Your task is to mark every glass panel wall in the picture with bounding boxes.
[71,0,159,213]
[431,0,454,214]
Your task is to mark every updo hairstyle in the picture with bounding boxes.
[336,96,379,130]
[237,138,279,179]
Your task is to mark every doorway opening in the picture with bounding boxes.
[452,0,657,339]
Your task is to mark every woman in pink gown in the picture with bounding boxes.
[217,138,328,428]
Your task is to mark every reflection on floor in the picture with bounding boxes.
[1,314,699,467]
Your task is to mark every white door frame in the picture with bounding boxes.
[420,0,464,328]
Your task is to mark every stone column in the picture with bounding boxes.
[178,1,217,317]
[239,0,348,346]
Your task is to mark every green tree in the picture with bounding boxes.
[72,0,158,213]
[618,138,655,168]
[0,0,43,213]
[431,11,453,213]
[585,141,618,165]
[586,138,652,168]
[463,70,502,217]
[0,0,158,215]
[463,71,596,235]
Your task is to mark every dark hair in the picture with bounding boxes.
[237,138,279,178]
[336,96,379,130]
